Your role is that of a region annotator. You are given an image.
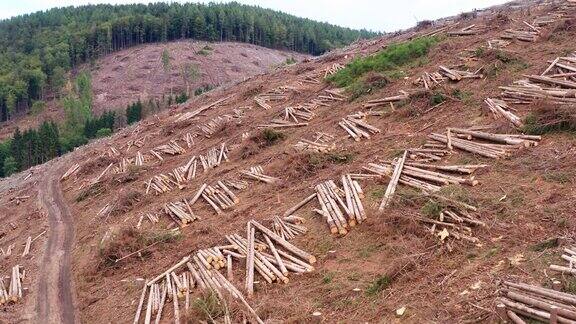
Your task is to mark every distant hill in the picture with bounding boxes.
[0,2,377,121]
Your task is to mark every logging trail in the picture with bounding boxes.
[36,166,78,324]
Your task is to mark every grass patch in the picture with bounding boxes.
[429,91,446,106]
[565,278,576,294]
[328,36,440,99]
[522,104,576,135]
[452,89,474,105]
[192,291,226,321]
[421,200,442,217]
[260,128,285,146]
[196,46,213,56]
[543,170,574,184]
[322,272,335,284]
[531,238,559,252]
[366,275,391,296]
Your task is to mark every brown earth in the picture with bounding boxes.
[0,41,307,141]
[3,1,576,323]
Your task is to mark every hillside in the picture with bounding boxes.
[0,41,308,140]
[3,0,576,323]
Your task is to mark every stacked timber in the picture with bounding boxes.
[195,248,227,270]
[549,247,576,276]
[272,215,308,240]
[299,74,321,85]
[339,114,381,141]
[199,143,229,171]
[313,132,336,143]
[414,72,445,89]
[154,141,186,156]
[501,27,539,42]
[314,176,366,235]
[183,132,197,148]
[487,39,511,49]
[61,163,80,181]
[447,24,488,36]
[438,65,482,81]
[408,146,451,162]
[241,166,279,184]
[108,145,120,157]
[324,63,344,77]
[283,106,314,122]
[363,90,428,108]
[258,118,308,129]
[145,174,177,195]
[365,159,483,195]
[164,199,200,227]
[201,181,240,215]
[496,281,576,323]
[418,197,484,250]
[199,115,234,137]
[428,128,541,159]
[1,265,23,304]
[484,98,523,128]
[237,220,316,296]
[0,244,15,257]
[221,179,248,190]
[175,95,233,122]
[294,138,335,153]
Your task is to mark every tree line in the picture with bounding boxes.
[0,2,377,121]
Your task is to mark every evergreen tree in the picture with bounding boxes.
[3,156,18,177]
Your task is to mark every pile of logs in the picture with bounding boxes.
[447,24,488,36]
[0,265,23,304]
[339,114,381,141]
[438,65,482,81]
[418,197,484,250]
[324,63,344,77]
[501,27,539,42]
[254,88,289,110]
[258,119,308,129]
[428,128,540,159]
[221,179,248,190]
[366,154,486,198]
[299,74,321,85]
[363,90,427,108]
[414,72,445,89]
[0,244,15,257]
[153,141,186,156]
[9,195,31,205]
[164,199,200,227]
[294,138,335,153]
[201,181,240,215]
[199,115,234,137]
[199,143,229,171]
[549,246,576,276]
[61,163,80,181]
[241,166,279,184]
[239,220,316,296]
[145,155,200,195]
[272,216,307,240]
[487,39,511,49]
[283,106,314,123]
[314,176,366,235]
[484,98,523,128]
[496,281,576,323]
[108,145,120,157]
[407,146,451,162]
[175,95,233,122]
[126,136,147,152]
[182,132,196,148]
[195,248,227,270]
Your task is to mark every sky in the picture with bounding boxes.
[0,0,511,32]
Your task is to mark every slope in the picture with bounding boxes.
[2,0,576,323]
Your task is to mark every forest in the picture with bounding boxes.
[0,2,377,122]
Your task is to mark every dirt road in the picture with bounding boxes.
[36,166,78,324]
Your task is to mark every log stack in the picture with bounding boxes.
[447,24,488,36]
[164,199,200,227]
[200,181,240,215]
[241,166,279,184]
[549,246,576,276]
[294,138,335,153]
[484,98,523,128]
[61,163,80,181]
[314,176,366,235]
[175,95,233,122]
[272,215,308,240]
[1,265,23,304]
[199,143,229,171]
[501,28,539,42]
[339,114,381,141]
[487,39,511,49]
[199,115,235,137]
[497,281,576,323]
[414,72,445,89]
[324,63,344,77]
[428,128,540,159]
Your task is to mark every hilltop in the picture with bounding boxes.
[2,0,576,323]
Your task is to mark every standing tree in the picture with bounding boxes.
[181,63,200,96]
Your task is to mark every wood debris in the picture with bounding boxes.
[339,113,381,141]
[484,98,523,128]
[501,28,540,42]
[414,72,445,89]
[438,65,482,81]
[175,95,233,122]
[314,176,366,235]
[294,138,335,153]
[363,90,427,108]
[164,199,200,227]
[61,163,80,181]
[199,115,235,136]
[447,24,488,36]
[200,181,240,215]
[549,246,576,276]
[240,166,279,184]
[272,215,308,240]
[10,195,30,205]
[487,39,511,49]
[182,132,197,148]
[496,281,576,323]
[324,63,344,77]
[199,143,229,171]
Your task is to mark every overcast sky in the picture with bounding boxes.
[0,0,510,32]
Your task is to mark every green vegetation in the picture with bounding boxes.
[175,92,189,104]
[366,275,391,296]
[95,128,113,138]
[284,57,297,65]
[194,84,216,96]
[327,36,440,97]
[523,106,576,135]
[531,238,559,252]
[196,45,214,56]
[322,272,335,284]
[421,200,442,217]
[126,100,143,125]
[192,291,226,321]
[430,91,446,106]
[84,111,116,139]
[0,2,376,121]
[261,128,286,146]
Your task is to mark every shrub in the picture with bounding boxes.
[175,92,189,104]
[192,291,226,321]
[348,72,389,100]
[284,57,297,65]
[95,128,112,138]
[366,275,391,296]
[430,91,446,106]
[522,104,576,135]
[259,129,285,146]
[327,36,440,88]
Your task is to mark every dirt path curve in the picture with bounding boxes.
[36,166,78,324]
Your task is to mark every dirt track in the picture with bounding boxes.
[36,166,77,324]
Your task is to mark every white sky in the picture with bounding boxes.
[0,0,511,32]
